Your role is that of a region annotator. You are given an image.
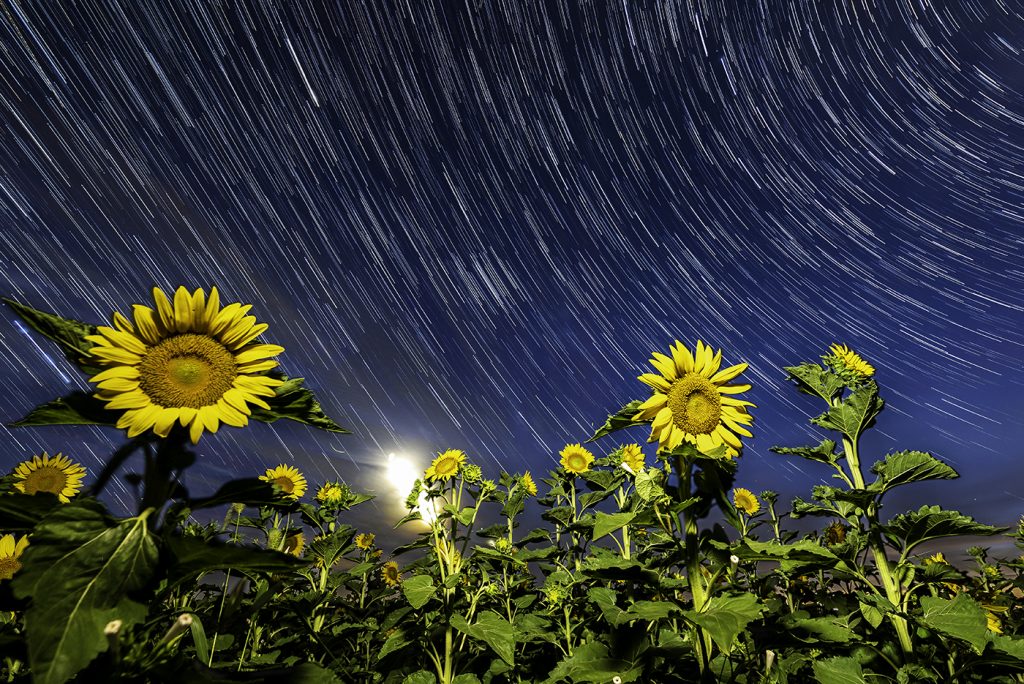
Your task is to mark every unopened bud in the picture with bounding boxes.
[160,613,194,646]
[730,555,740,566]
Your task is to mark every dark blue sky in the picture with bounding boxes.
[1,1,1022,541]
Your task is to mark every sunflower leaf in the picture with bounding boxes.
[186,478,282,510]
[10,392,119,428]
[869,450,958,494]
[771,439,841,466]
[784,363,844,402]
[591,511,637,542]
[810,382,883,442]
[0,493,61,531]
[919,593,990,653]
[162,535,305,588]
[587,399,644,442]
[249,376,351,433]
[3,298,100,375]
[811,657,867,684]
[11,499,159,684]
[683,593,763,653]
[884,505,1003,554]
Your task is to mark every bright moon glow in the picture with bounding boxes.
[385,453,436,523]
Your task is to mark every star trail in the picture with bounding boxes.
[0,1,1022,536]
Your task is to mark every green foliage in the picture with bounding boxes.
[810,382,883,441]
[870,450,959,493]
[10,392,120,428]
[249,376,352,433]
[3,298,99,373]
[885,505,1003,554]
[587,399,644,441]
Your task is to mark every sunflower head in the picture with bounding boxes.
[823,521,847,546]
[0,534,29,581]
[922,552,949,567]
[260,464,307,500]
[12,452,87,503]
[826,343,875,382]
[382,561,402,587]
[732,487,761,516]
[519,471,538,497]
[620,443,645,474]
[355,532,375,550]
[632,340,755,458]
[85,286,286,444]
[559,444,594,475]
[316,482,345,506]
[283,531,305,557]
[425,449,466,483]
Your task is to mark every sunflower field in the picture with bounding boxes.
[1,287,1022,683]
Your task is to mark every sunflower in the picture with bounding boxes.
[560,444,594,475]
[283,531,305,557]
[425,449,466,482]
[316,482,344,505]
[84,286,285,444]
[620,443,645,474]
[382,561,402,587]
[260,464,307,499]
[632,340,755,457]
[355,532,375,550]
[823,521,848,546]
[0,534,29,581]
[12,452,87,503]
[828,343,875,379]
[733,488,761,516]
[520,471,538,497]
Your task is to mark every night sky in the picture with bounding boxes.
[1,1,1022,543]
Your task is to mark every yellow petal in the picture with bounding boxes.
[97,326,148,355]
[651,406,673,433]
[712,363,748,384]
[105,391,151,410]
[126,404,161,437]
[220,316,256,348]
[234,344,285,364]
[215,399,248,427]
[112,311,134,333]
[718,383,752,395]
[638,373,672,392]
[153,408,179,438]
[721,413,754,438]
[152,287,175,333]
[89,346,142,364]
[237,359,279,374]
[90,366,140,382]
[132,305,162,344]
[649,352,676,380]
[173,286,193,333]
[222,388,253,415]
[202,286,220,330]
[178,406,198,426]
[198,405,220,434]
[703,349,722,378]
[716,425,742,449]
[189,417,205,444]
[671,340,695,374]
[97,378,140,392]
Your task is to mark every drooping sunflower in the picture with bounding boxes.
[425,449,466,482]
[12,452,87,503]
[355,532,375,550]
[382,560,402,587]
[0,534,29,581]
[519,471,538,497]
[632,340,755,457]
[316,481,344,505]
[283,531,305,557]
[559,444,594,475]
[260,464,307,499]
[828,343,875,379]
[85,286,285,444]
[732,488,761,516]
[620,443,645,474]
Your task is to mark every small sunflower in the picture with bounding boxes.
[425,449,466,482]
[0,534,29,581]
[828,343,875,379]
[922,552,948,567]
[559,444,594,475]
[732,488,761,516]
[316,482,344,505]
[823,521,847,546]
[620,443,645,473]
[85,286,285,444]
[260,464,307,499]
[283,531,305,557]
[12,452,87,503]
[355,532,375,550]
[519,471,538,497]
[382,561,402,587]
[632,340,755,457]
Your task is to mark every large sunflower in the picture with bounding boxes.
[12,452,87,503]
[425,449,466,482]
[0,534,29,581]
[85,286,285,444]
[260,464,307,499]
[632,340,755,457]
[559,444,594,475]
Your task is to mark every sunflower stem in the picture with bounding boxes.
[678,453,712,674]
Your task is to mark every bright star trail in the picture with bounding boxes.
[0,1,1021,538]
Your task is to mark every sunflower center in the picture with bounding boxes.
[0,557,22,581]
[22,466,68,496]
[436,458,457,476]
[667,373,722,435]
[273,477,295,494]
[566,453,587,471]
[138,334,237,408]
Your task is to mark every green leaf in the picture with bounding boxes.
[588,587,629,627]
[402,575,436,609]
[402,672,437,684]
[456,611,514,666]
[587,399,644,442]
[990,633,1024,663]
[812,657,866,684]
[870,450,958,493]
[187,478,282,509]
[591,511,636,542]
[884,505,1003,554]
[780,614,856,643]
[810,382,883,441]
[634,468,668,502]
[377,628,412,661]
[790,496,841,519]
[728,538,841,573]
[858,600,884,629]
[784,363,844,402]
[0,493,61,531]
[542,640,642,684]
[10,392,120,427]
[683,593,762,653]
[11,500,159,684]
[771,439,841,466]
[920,593,990,653]
[249,376,351,433]
[164,536,305,586]
[623,600,680,622]
[3,298,99,373]
[189,613,211,665]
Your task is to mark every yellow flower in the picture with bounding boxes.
[283,531,305,557]
[12,452,87,503]
[621,443,645,473]
[632,340,755,457]
[559,444,594,475]
[316,482,344,505]
[520,472,538,497]
[829,343,875,379]
[382,561,402,587]
[0,534,29,581]
[85,286,285,444]
[923,552,948,566]
[355,533,375,550]
[425,449,466,482]
[260,464,307,499]
[986,611,1003,634]
[732,488,761,516]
